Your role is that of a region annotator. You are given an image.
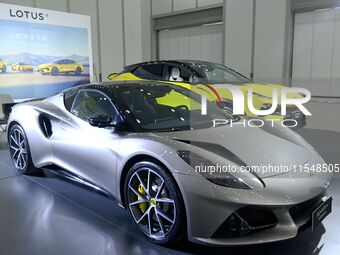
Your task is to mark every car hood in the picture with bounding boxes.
[155,124,317,178]
[213,82,302,100]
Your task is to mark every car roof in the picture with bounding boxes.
[124,60,219,70]
[65,80,182,94]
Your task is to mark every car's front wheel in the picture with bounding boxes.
[51,67,59,76]
[75,67,82,75]
[2,65,6,73]
[8,124,38,175]
[124,161,186,245]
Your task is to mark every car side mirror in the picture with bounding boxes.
[112,115,127,132]
[88,115,113,128]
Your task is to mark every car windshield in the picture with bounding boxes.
[189,62,250,84]
[111,84,233,132]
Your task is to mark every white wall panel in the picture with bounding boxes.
[331,9,340,95]
[152,0,172,15]
[168,29,179,59]
[292,12,314,91]
[178,28,189,60]
[35,0,67,11]
[254,0,287,84]
[158,24,223,63]
[225,0,253,77]
[293,8,340,97]
[141,0,152,61]
[98,0,124,79]
[124,0,143,66]
[200,26,212,62]
[310,9,334,96]
[0,0,34,7]
[159,30,169,60]
[188,27,201,61]
[69,0,100,79]
[173,0,196,12]
[198,0,223,7]
[212,25,223,63]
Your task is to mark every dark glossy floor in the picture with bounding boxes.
[0,129,339,255]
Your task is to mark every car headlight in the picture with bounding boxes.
[252,92,271,99]
[177,150,252,189]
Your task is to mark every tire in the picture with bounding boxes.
[124,161,186,245]
[75,67,82,75]
[2,65,6,73]
[8,124,39,175]
[51,66,59,76]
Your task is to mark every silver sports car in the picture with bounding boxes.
[7,81,332,246]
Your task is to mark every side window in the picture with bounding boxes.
[166,65,192,82]
[64,89,78,111]
[70,90,117,122]
[133,64,165,80]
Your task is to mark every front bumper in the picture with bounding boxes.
[38,68,51,73]
[173,172,329,246]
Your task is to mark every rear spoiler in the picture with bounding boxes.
[3,97,46,119]
[2,103,17,120]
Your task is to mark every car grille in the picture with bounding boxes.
[289,194,324,227]
[212,207,278,239]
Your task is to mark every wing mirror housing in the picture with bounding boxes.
[88,115,127,131]
[88,115,113,128]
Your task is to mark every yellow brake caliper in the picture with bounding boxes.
[138,184,148,213]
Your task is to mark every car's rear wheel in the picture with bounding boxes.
[75,67,82,75]
[2,65,6,73]
[124,161,186,245]
[51,67,59,76]
[8,124,39,175]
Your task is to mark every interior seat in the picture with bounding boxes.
[169,67,184,82]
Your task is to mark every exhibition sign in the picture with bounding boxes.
[0,3,93,99]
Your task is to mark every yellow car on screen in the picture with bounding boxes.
[38,59,83,76]
[12,63,33,72]
[109,60,306,128]
[0,59,7,73]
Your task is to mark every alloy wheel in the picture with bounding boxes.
[9,127,28,170]
[127,168,176,240]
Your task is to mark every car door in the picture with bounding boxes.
[66,60,76,72]
[50,89,121,195]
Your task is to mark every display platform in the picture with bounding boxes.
[0,129,339,255]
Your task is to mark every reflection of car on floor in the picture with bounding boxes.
[12,63,34,72]
[7,81,332,246]
[109,60,306,128]
[0,59,7,73]
[38,59,83,76]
